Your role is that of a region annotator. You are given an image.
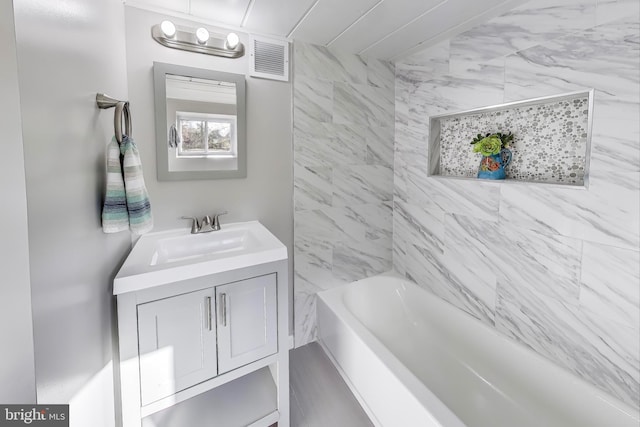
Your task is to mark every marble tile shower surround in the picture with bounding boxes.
[437,95,590,185]
[394,0,639,409]
[293,42,395,347]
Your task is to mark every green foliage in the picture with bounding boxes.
[470,131,514,155]
[472,136,502,156]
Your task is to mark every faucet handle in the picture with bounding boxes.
[212,211,228,231]
[181,216,200,234]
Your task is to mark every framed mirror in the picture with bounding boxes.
[153,62,246,180]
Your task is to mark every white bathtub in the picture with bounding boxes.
[317,273,639,427]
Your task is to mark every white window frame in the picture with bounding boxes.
[176,111,237,159]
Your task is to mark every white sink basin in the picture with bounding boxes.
[151,227,258,265]
[114,221,287,295]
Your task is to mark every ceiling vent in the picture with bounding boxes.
[249,35,289,82]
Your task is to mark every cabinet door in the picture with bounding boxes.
[137,288,217,405]
[216,274,278,374]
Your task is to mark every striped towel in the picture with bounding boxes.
[121,136,153,235]
[102,138,129,233]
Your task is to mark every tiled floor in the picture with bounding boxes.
[289,342,373,427]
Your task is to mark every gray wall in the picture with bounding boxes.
[292,42,395,346]
[0,0,36,404]
[124,6,294,334]
[13,0,131,424]
[394,0,639,408]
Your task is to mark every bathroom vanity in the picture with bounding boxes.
[113,221,289,427]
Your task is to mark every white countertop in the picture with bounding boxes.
[113,221,287,295]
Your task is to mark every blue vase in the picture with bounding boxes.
[477,148,512,180]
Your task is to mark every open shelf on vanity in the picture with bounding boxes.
[428,90,594,188]
[142,366,278,427]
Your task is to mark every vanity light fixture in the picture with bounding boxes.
[225,33,240,50]
[195,27,210,44]
[151,22,244,58]
[160,20,176,38]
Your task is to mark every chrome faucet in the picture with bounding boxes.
[182,212,227,234]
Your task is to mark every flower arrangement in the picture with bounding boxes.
[470,132,514,156]
[470,132,514,179]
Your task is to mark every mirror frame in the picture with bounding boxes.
[153,62,247,181]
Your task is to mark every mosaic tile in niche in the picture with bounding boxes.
[437,96,590,185]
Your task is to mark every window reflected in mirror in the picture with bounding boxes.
[177,114,235,157]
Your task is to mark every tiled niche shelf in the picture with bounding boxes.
[428,90,594,188]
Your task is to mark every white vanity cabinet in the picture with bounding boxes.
[137,287,218,405]
[136,274,278,406]
[113,222,289,427]
[216,274,278,374]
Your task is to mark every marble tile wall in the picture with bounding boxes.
[293,42,395,347]
[394,0,639,409]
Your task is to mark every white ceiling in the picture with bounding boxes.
[126,0,525,60]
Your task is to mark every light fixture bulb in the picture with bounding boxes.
[160,20,176,38]
[195,27,210,44]
[225,32,240,50]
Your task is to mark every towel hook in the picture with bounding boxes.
[97,93,132,144]
[114,101,132,144]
